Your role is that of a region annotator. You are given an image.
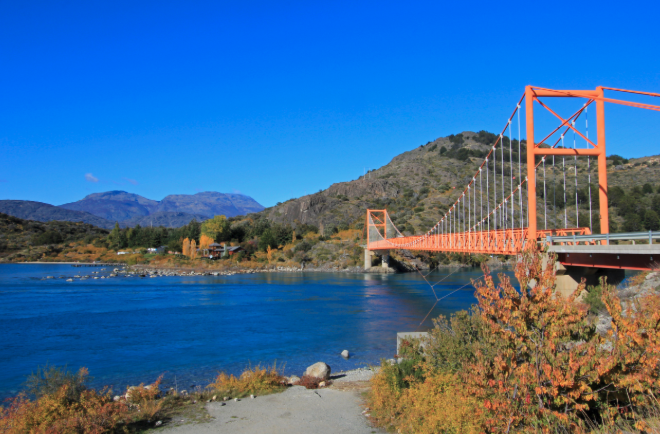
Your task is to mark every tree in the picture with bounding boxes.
[201,215,231,242]
[190,239,197,259]
[624,213,643,231]
[258,229,277,251]
[199,234,214,250]
[182,237,190,257]
[644,209,660,231]
[643,183,654,194]
[107,222,127,250]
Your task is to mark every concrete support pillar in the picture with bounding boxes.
[382,250,390,268]
[364,249,374,270]
[540,254,625,297]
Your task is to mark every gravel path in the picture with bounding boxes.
[160,369,383,434]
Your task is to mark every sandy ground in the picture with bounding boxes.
[160,368,384,434]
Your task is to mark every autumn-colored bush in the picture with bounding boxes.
[0,368,166,434]
[208,364,286,397]
[368,245,660,433]
[294,375,332,389]
[0,368,128,434]
[125,375,163,404]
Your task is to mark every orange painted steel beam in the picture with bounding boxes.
[596,87,609,237]
[532,89,601,98]
[526,86,537,241]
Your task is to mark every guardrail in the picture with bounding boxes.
[545,231,660,246]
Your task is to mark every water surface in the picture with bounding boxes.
[0,264,504,398]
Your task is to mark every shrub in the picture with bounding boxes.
[25,364,89,401]
[0,367,131,434]
[584,282,607,314]
[295,375,331,389]
[208,364,286,397]
[367,245,660,433]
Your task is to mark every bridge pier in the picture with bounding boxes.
[541,254,625,297]
[382,250,390,269]
[364,249,374,270]
[554,263,625,298]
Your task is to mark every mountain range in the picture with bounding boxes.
[0,191,264,229]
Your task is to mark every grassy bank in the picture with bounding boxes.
[0,364,290,433]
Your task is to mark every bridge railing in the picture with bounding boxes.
[544,230,660,246]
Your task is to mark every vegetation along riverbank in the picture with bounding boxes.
[2,246,659,433]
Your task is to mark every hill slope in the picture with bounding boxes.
[0,200,116,230]
[252,131,660,235]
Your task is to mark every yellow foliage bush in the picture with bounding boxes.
[0,368,166,434]
[208,364,286,397]
[368,245,660,433]
[0,384,127,434]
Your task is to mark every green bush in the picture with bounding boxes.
[25,364,89,401]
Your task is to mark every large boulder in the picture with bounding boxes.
[305,362,331,380]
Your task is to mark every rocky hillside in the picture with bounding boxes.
[0,212,109,260]
[0,200,115,229]
[254,131,660,235]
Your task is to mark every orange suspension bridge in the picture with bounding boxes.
[366,86,660,280]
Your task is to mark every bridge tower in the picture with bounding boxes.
[525,87,609,242]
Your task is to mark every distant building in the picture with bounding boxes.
[207,243,243,259]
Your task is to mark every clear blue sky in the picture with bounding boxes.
[1,0,659,208]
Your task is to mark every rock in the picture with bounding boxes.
[234,398,240,402]
[250,394,255,399]
[180,390,188,395]
[318,381,326,388]
[155,420,162,427]
[304,362,331,380]
[341,350,349,358]
[66,279,73,282]
[220,402,226,406]
[287,375,300,385]
[212,395,217,401]
[223,396,229,401]
[113,395,121,402]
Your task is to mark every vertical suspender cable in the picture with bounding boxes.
[518,104,523,229]
[501,137,505,230]
[573,120,579,227]
[509,121,514,231]
[553,156,557,228]
[487,158,490,233]
[480,169,483,241]
[493,147,497,231]
[562,135,567,228]
[586,106,592,231]
[543,157,547,229]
